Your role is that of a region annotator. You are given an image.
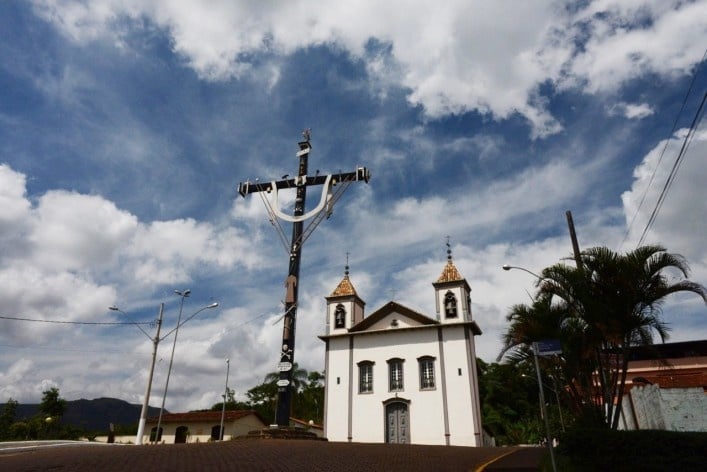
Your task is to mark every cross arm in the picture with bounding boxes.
[238,167,370,197]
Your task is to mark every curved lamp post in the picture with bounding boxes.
[154,290,218,443]
[109,303,165,446]
[502,264,545,281]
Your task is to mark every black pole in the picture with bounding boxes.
[565,210,582,271]
[275,140,310,426]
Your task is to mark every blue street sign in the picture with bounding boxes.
[533,339,562,356]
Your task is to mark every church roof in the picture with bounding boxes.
[329,273,358,297]
[319,300,482,338]
[433,244,471,291]
[436,259,464,283]
[349,301,437,332]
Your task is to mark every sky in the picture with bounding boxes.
[1,0,706,415]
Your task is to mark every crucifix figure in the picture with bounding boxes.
[238,131,370,427]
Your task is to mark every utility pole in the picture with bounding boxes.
[565,210,582,271]
[238,131,370,427]
[135,303,164,445]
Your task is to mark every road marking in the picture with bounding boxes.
[474,448,520,472]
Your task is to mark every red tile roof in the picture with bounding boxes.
[147,410,260,424]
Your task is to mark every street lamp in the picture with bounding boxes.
[502,264,545,281]
[502,264,548,302]
[219,358,230,440]
[154,290,219,443]
[109,303,165,445]
[155,289,190,442]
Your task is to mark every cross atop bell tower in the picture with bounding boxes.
[238,131,370,427]
[432,237,472,323]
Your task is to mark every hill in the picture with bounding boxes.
[14,397,165,432]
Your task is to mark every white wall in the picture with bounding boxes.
[621,385,707,432]
[324,337,352,441]
[324,325,481,446]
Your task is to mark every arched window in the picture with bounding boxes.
[334,304,346,328]
[150,426,163,443]
[444,291,457,318]
[175,425,189,443]
[211,425,223,440]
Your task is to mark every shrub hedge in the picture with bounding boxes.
[557,428,707,471]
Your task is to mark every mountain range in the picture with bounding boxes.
[14,397,165,432]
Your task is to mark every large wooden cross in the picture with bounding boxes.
[238,133,370,426]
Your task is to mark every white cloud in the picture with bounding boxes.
[0,165,266,406]
[608,102,655,119]
[0,156,283,408]
[31,1,705,138]
[0,165,33,265]
[0,165,30,223]
[621,127,707,267]
[565,0,707,93]
[126,218,253,285]
[0,359,35,400]
[30,190,138,272]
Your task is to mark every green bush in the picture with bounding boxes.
[558,428,707,471]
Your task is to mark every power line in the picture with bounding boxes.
[0,342,129,354]
[637,90,707,247]
[619,49,707,250]
[0,315,152,326]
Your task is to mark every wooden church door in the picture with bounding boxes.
[385,402,408,444]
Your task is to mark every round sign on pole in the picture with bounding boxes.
[278,362,293,372]
[277,379,290,387]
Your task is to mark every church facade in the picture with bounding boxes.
[319,251,484,446]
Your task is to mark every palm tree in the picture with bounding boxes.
[264,363,309,393]
[537,245,706,428]
[500,245,706,429]
[499,294,590,422]
[499,295,564,363]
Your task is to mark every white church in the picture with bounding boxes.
[319,249,484,446]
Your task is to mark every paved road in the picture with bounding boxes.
[0,440,545,471]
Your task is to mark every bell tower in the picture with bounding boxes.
[433,240,472,323]
[325,262,365,334]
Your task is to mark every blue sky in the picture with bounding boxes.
[1,1,706,413]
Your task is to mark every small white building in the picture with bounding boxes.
[144,410,267,443]
[319,250,484,446]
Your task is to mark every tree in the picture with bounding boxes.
[264,363,309,393]
[0,399,18,440]
[242,364,323,425]
[246,377,279,424]
[210,387,251,413]
[35,387,68,439]
[477,359,544,445]
[39,387,67,419]
[499,245,707,429]
[499,293,592,422]
[297,371,324,424]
